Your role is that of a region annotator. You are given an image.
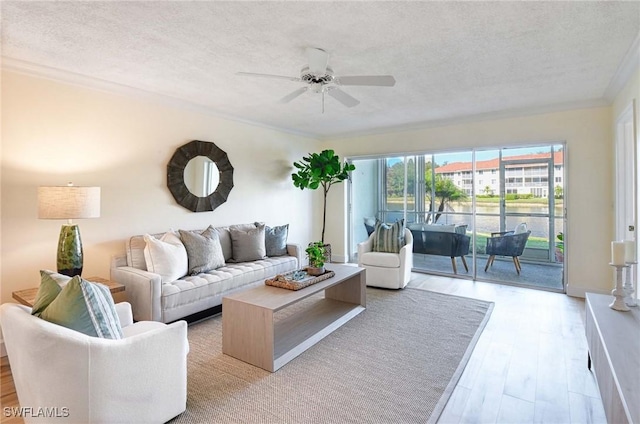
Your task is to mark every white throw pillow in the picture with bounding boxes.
[143,231,188,283]
[514,222,528,234]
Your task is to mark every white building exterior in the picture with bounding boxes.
[435,152,564,197]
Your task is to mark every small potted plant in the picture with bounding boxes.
[305,241,326,276]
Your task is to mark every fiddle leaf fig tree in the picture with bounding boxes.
[292,149,355,243]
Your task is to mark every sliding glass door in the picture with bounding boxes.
[348,143,565,292]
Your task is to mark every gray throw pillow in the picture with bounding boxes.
[373,220,405,253]
[265,224,288,257]
[229,223,267,262]
[179,227,225,275]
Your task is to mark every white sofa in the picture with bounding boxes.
[111,224,302,323]
[0,301,188,424]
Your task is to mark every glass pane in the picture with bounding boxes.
[413,151,473,276]
[350,158,379,260]
[384,157,404,223]
[429,151,473,224]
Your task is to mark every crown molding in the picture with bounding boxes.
[322,98,610,141]
[0,57,319,140]
[604,32,640,102]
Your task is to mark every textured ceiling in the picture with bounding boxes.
[1,1,639,138]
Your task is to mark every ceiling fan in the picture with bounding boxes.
[237,47,396,112]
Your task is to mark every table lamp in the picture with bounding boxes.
[38,183,101,276]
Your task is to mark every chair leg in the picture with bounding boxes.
[512,257,520,275]
[461,256,469,272]
[484,255,494,272]
[515,256,522,273]
[451,257,457,274]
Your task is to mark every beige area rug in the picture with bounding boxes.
[169,287,493,424]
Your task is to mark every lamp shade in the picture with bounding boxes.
[38,186,101,219]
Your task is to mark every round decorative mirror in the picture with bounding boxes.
[167,140,234,212]
[183,156,220,197]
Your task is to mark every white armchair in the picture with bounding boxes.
[0,302,189,424]
[358,228,413,289]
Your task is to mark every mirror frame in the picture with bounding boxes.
[167,140,234,212]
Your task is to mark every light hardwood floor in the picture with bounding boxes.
[1,273,606,424]
[407,273,607,424]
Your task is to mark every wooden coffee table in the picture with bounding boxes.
[222,264,365,372]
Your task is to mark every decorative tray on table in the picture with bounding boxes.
[265,268,335,291]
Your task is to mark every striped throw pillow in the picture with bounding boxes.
[38,276,123,339]
[373,220,405,253]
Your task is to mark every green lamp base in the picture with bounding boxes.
[57,224,83,277]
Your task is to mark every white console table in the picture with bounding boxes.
[585,293,639,424]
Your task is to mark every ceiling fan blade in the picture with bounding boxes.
[327,88,360,108]
[279,87,308,104]
[335,75,396,87]
[306,47,329,76]
[236,72,300,82]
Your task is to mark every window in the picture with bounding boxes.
[349,143,565,291]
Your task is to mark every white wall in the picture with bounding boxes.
[323,107,614,296]
[0,71,319,303]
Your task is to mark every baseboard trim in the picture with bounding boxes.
[566,285,610,298]
[329,254,348,263]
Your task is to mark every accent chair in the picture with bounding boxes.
[0,301,189,424]
[358,228,413,289]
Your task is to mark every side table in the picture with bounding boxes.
[12,276,126,307]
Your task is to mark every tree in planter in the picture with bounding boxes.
[292,150,355,244]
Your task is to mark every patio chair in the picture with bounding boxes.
[484,229,531,275]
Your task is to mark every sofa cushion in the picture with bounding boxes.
[423,224,456,233]
[179,227,225,275]
[161,256,297,311]
[454,224,468,235]
[265,224,289,257]
[373,220,405,253]
[360,251,401,268]
[31,270,70,316]
[144,232,189,283]
[229,223,267,262]
[38,276,123,339]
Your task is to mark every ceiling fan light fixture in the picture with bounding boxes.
[237,47,396,111]
[310,83,324,94]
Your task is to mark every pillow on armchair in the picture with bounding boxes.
[33,271,123,339]
[514,222,528,234]
[373,220,405,253]
[363,216,376,236]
